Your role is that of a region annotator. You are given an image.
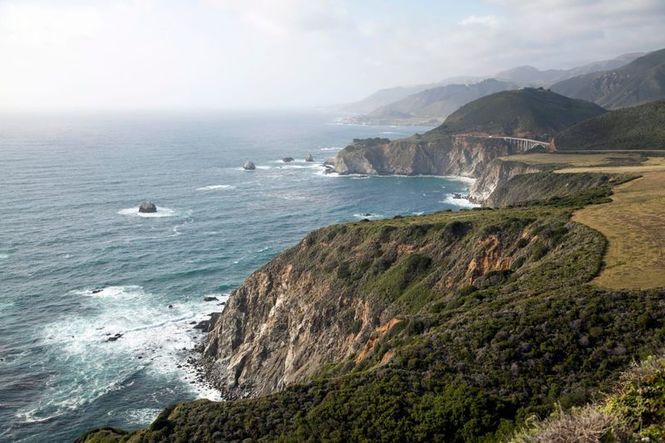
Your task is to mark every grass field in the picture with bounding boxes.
[505,152,649,168]
[569,169,665,289]
[507,152,665,289]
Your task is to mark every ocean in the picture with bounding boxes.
[0,111,476,442]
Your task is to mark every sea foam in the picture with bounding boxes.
[118,206,176,218]
[196,184,236,191]
[21,286,224,424]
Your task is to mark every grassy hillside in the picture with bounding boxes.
[79,182,665,442]
[431,88,606,139]
[551,48,665,109]
[554,100,665,150]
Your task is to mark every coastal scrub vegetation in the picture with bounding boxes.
[513,356,665,441]
[79,180,665,442]
[554,100,665,151]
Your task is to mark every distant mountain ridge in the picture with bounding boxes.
[350,79,517,125]
[551,48,665,108]
[336,76,481,115]
[495,52,643,86]
[339,52,641,124]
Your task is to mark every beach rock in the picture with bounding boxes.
[203,296,218,302]
[243,161,256,170]
[107,333,123,342]
[194,320,210,331]
[282,157,294,163]
[139,201,157,213]
[305,153,314,162]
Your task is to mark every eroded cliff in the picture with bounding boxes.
[202,201,617,401]
[468,158,543,202]
[333,134,524,177]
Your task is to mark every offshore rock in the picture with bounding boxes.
[138,201,157,213]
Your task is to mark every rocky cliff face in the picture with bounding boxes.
[469,159,543,203]
[202,211,563,397]
[333,135,523,178]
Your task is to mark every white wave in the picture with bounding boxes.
[441,194,480,208]
[353,213,385,220]
[271,192,310,201]
[73,285,143,298]
[196,184,236,191]
[314,166,340,177]
[233,165,270,171]
[319,146,340,151]
[118,206,176,218]
[20,285,225,423]
[0,253,8,260]
[441,175,476,184]
[120,408,163,426]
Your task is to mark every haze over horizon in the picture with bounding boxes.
[1,0,664,111]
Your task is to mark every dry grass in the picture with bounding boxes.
[569,170,665,289]
[511,405,619,443]
[501,152,647,167]
[500,153,665,289]
[556,156,665,174]
[511,356,665,442]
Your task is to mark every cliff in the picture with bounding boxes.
[333,134,523,177]
[468,159,543,202]
[483,171,633,208]
[333,89,606,180]
[202,206,564,397]
[79,196,665,441]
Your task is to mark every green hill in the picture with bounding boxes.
[555,100,665,150]
[431,88,606,139]
[551,48,665,109]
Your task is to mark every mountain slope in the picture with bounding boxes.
[433,88,606,138]
[555,100,665,150]
[337,76,481,114]
[495,53,643,86]
[339,52,640,118]
[551,48,665,108]
[364,79,516,122]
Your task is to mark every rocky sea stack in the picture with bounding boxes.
[282,157,295,163]
[243,161,256,170]
[305,153,314,162]
[138,201,157,213]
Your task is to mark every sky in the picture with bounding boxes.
[0,0,664,111]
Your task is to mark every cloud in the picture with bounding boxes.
[458,15,498,27]
[0,0,664,109]
[206,0,353,37]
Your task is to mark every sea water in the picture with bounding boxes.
[0,111,476,442]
